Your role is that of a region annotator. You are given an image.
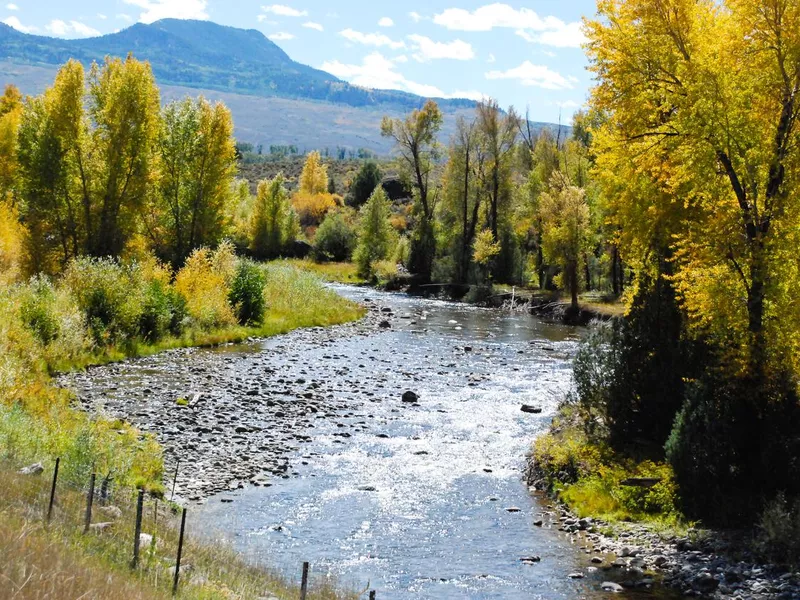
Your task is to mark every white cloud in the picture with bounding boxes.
[5,3,18,11]
[393,55,408,63]
[407,34,474,62]
[268,31,294,40]
[321,51,474,99]
[117,13,133,22]
[433,3,586,48]
[261,4,308,17]
[450,90,485,101]
[339,28,405,50]
[46,19,101,38]
[434,4,560,31]
[558,100,581,109]
[485,60,573,90]
[302,21,323,31]
[97,13,108,20]
[2,15,36,33]
[123,0,209,24]
[487,53,496,63]
[409,11,422,23]
[536,21,587,48]
[378,17,393,27]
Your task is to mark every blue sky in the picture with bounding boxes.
[2,1,598,122]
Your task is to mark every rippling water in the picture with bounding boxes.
[177,287,673,599]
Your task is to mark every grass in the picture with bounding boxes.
[530,405,685,528]
[0,461,357,600]
[283,259,365,284]
[0,260,365,600]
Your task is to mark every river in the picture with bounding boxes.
[63,285,678,599]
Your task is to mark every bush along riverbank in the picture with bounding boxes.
[0,247,363,599]
[527,276,800,599]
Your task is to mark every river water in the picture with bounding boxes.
[64,284,677,598]
[182,286,672,599]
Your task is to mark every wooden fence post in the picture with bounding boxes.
[131,489,145,568]
[300,562,309,600]
[83,473,96,533]
[46,457,59,523]
[172,507,187,596]
[170,459,180,502]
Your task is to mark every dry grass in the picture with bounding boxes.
[0,463,357,600]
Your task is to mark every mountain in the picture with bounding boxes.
[0,19,560,153]
[0,19,476,111]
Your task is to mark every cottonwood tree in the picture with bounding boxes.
[0,85,22,202]
[588,0,800,373]
[381,99,443,280]
[353,187,394,279]
[147,97,237,268]
[476,99,520,242]
[293,150,338,227]
[17,57,160,268]
[250,174,297,259]
[440,116,484,283]
[539,173,591,311]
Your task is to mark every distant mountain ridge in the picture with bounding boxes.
[0,19,475,111]
[0,19,563,153]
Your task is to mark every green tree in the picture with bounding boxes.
[381,99,443,280]
[348,160,383,208]
[250,174,296,259]
[17,57,160,266]
[148,97,237,268]
[353,187,393,279]
[314,210,356,262]
[588,0,800,374]
[539,174,591,311]
[439,117,483,283]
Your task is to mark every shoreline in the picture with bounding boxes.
[58,298,389,502]
[526,458,800,599]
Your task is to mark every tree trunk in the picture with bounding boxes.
[568,259,579,311]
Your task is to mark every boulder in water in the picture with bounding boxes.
[402,391,419,403]
[521,405,542,414]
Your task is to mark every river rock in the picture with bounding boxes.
[601,581,624,593]
[520,405,542,414]
[402,391,419,403]
[520,556,541,564]
[18,462,44,475]
[692,573,719,593]
[98,506,122,520]
[378,320,391,329]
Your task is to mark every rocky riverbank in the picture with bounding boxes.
[58,298,392,502]
[527,468,800,599]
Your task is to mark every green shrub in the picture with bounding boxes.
[569,268,698,452]
[755,493,800,565]
[62,257,143,346]
[353,187,394,280]
[139,280,187,342]
[347,160,382,208]
[19,276,60,344]
[666,371,800,525]
[228,260,267,326]
[313,211,356,262]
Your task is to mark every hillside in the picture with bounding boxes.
[0,19,475,111]
[0,19,562,153]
